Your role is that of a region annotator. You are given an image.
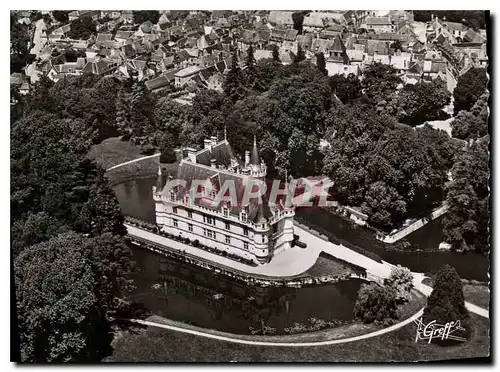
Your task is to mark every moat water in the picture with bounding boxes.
[113,176,489,281]
[130,247,363,334]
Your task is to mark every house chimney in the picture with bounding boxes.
[204,138,212,150]
[210,158,217,168]
[245,151,250,166]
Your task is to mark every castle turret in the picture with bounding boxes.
[156,164,163,192]
[244,136,266,178]
[250,135,261,166]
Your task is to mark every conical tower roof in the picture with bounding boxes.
[250,136,261,166]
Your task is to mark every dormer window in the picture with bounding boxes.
[170,190,176,202]
[223,207,229,217]
[241,211,247,222]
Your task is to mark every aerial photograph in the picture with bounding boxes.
[10,9,490,363]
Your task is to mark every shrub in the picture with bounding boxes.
[354,283,399,324]
[423,264,471,344]
[384,265,414,303]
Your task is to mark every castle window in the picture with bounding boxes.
[223,207,229,217]
[244,227,249,236]
[244,241,249,250]
[173,219,178,227]
[173,207,178,214]
[170,190,175,202]
[188,223,193,232]
[188,211,193,219]
[225,222,230,230]
[203,228,207,236]
[262,235,265,243]
[241,212,247,223]
[225,235,231,244]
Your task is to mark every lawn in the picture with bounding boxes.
[105,312,489,362]
[88,137,178,185]
[463,285,490,310]
[88,137,145,170]
[304,252,356,278]
[422,277,489,310]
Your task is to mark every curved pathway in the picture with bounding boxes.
[129,308,424,347]
[106,153,160,172]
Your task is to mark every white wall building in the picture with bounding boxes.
[153,136,295,264]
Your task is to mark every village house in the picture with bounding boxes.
[174,65,202,87]
[365,16,396,33]
[422,50,447,81]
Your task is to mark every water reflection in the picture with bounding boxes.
[130,248,361,335]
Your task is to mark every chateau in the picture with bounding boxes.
[153,135,295,264]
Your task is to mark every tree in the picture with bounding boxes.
[52,10,69,23]
[293,44,306,64]
[272,44,280,63]
[68,16,97,40]
[384,265,414,302]
[116,87,131,140]
[244,44,262,91]
[15,232,133,362]
[256,58,284,91]
[362,62,401,105]
[397,78,451,126]
[315,52,327,75]
[223,51,247,102]
[354,283,399,324]
[443,138,489,253]
[413,11,486,29]
[10,12,35,73]
[323,104,455,231]
[453,67,488,115]
[390,40,402,52]
[291,11,307,34]
[160,146,177,164]
[423,264,470,344]
[451,91,489,140]
[329,73,363,103]
[258,64,332,177]
[133,10,160,24]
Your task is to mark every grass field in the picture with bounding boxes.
[105,311,489,362]
[88,137,145,170]
[422,277,489,311]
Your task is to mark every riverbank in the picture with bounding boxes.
[106,311,489,362]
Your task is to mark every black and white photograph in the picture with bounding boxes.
[9,8,491,363]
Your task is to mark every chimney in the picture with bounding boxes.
[245,151,250,166]
[210,135,217,147]
[210,158,217,168]
[204,138,212,150]
[186,147,197,162]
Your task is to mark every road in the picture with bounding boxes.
[130,308,425,347]
[30,18,46,58]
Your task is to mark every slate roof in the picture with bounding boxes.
[366,17,392,25]
[173,159,272,223]
[96,33,113,42]
[145,75,170,91]
[175,65,201,77]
